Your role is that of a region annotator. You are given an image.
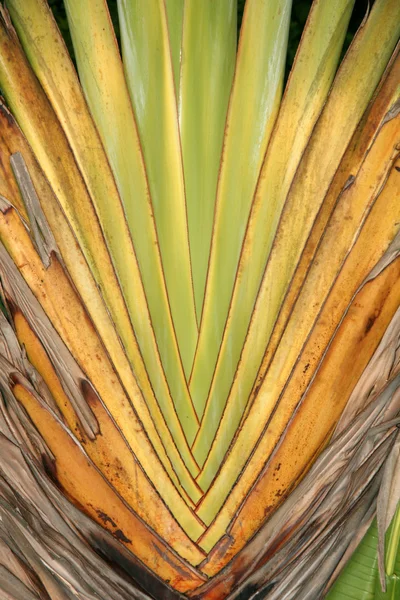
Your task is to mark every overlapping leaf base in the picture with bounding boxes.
[0,0,399,598]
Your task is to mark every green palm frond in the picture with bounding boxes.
[0,0,399,598]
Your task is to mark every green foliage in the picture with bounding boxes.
[48,0,373,77]
[328,506,400,599]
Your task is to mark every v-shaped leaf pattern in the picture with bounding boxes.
[0,0,399,596]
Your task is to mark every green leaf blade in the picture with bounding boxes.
[63,0,200,444]
[165,0,184,94]
[192,0,356,468]
[179,0,237,321]
[189,0,293,420]
[117,0,198,378]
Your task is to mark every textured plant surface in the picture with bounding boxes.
[0,0,399,598]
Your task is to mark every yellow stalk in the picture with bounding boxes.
[4,0,199,447]
[191,0,356,466]
[193,0,400,479]
[0,108,27,222]
[202,252,400,568]
[13,383,206,592]
[0,104,201,499]
[13,310,206,565]
[240,50,400,427]
[0,206,206,536]
[198,149,400,553]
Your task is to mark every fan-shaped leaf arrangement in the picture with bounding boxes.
[0,0,399,598]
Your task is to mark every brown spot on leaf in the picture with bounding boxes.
[41,452,58,485]
[80,378,100,408]
[364,310,381,334]
[114,529,132,544]
[0,99,14,125]
[95,509,117,529]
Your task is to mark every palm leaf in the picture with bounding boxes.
[0,1,399,598]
